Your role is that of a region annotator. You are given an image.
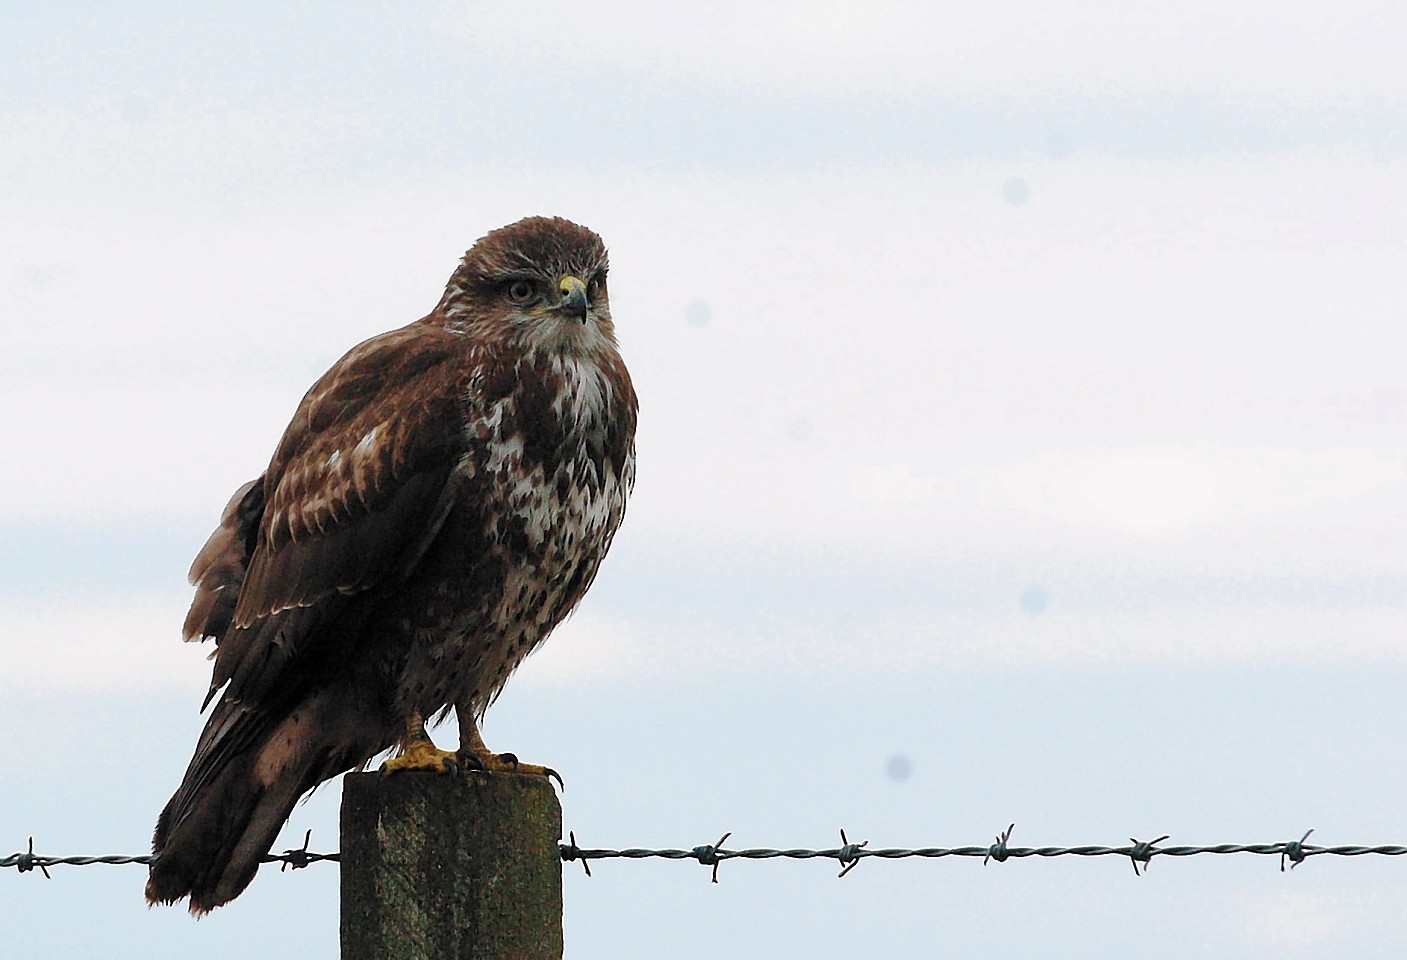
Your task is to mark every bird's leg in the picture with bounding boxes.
[379,710,459,774]
[456,708,562,788]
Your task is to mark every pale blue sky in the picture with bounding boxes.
[4,3,1407,957]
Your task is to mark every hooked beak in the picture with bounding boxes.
[556,275,590,323]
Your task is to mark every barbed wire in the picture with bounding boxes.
[8,825,1406,883]
[558,826,1407,880]
[1,830,338,878]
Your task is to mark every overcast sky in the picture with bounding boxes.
[4,3,1407,957]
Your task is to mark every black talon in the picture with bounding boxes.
[497,752,520,768]
[545,767,564,791]
[456,750,489,773]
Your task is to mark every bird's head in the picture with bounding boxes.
[438,216,615,354]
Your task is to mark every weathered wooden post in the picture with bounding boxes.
[340,772,563,960]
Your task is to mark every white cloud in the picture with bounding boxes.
[1082,455,1217,529]
[5,155,1406,558]
[5,149,1406,684]
[1232,888,1394,947]
[9,580,1395,698]
[1,592,210,692]
[448,0,1407,100]
[510,592,1407,689]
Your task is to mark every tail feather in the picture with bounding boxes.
[146,750,276,913]
[147,690,383,914]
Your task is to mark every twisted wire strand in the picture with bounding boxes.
[1,831,338,878]
[7,829,1406,881]
[555,827,1407,879]
[557,843,1407,862]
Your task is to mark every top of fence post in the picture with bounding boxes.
[340,770,563,960]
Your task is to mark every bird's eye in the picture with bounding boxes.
[586,275,606,301]
[506,280,536,304]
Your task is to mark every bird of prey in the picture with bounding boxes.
[145,216,637,914]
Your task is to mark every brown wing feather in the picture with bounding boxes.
[234,324,470,625]
[185,322,472,708]
[183,478,263,643]
[157,322,474,862]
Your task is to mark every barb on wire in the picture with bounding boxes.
[562,830,592,877]
[985,823,1015,866]
[276,829,339,871]
[692,832,732,884]
[1282,829,1314,872]
[836,829,868,878]
[13,838,52,879]
[1127,835,1170,876]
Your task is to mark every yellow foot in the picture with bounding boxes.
[458,749,563,789]
[380,739,460,775]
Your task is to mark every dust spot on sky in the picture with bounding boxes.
[885,753,912,783]
[1019,585,1048,614]
[1003,177,1031,206]
[685,300,711,327]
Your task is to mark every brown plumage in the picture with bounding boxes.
[146,216,637,914]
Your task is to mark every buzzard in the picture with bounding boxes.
[146,216,637,914]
